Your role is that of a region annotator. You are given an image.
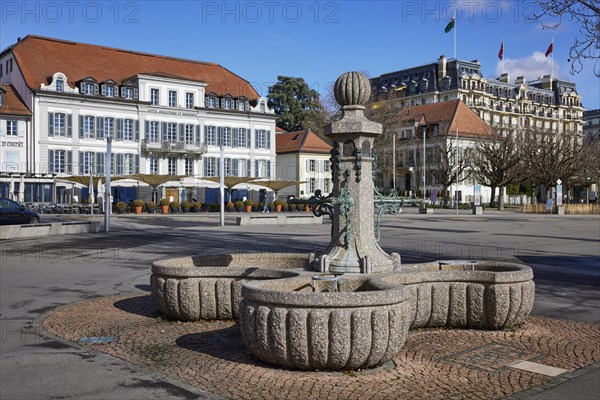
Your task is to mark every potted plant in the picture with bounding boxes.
[159,198,170,214]
[208,204,220,212]
[274,199,282,212]
[133,199,144,214]
[243,199,253,212]
[192,201,202,212]
[181,201,191,213]
[304,203,311,212]
[281,201,289,212]
[288,203,296,212]
[146,201,156,213]
[268,202,275,213]
[169,200,179,213]
[232,201,243,212]
[252,203,259,212]
[115,201,127,214]
[228,201,236,212]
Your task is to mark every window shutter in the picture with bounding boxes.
[246,129,251,148]
[120,87,125,97]
[161,122,167,142]
[306,159,310,175]
[0,121,5,137]
[117,154,124,175]
[195,125,201,146]
[101,85,106,96]
[135,155,140,173]
[96,117,104,139]
[79,115,84,138]
[79,82,85,92]
[134,88,139,99]
[17,121,25,137]
[144,121,149,140]
[203,159,208,177]
[255,159,259,177]
[232,158,239,177]
[246,159,251,177]
[67,114,72,137]
[93,84,99,96]
[215,158,220,176]
[255,129,258,148]
[79,152,83,174]
[116,119,123,141]
[48,150,54,174]
[203,125,208,144]
[217,127,223,146]
[178,123,184,142]
[267,160,271,179]
[67,151,73,174]
[232,128,239,147]
[96,152,104,175]
[135,120,140,141]
[266,130,271,149]
[48,112,54,137]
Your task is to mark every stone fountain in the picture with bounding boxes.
[151,72,535,371]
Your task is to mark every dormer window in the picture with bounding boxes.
[206,97,217,108]
[56,78,64,92]
[236,100,247,111]
[103,84,116,97]
[221,98,232,109]
[81,81,98,95]
[121,83,138,100]
[259,101,265,112]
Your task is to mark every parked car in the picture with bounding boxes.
[0,198,40,225]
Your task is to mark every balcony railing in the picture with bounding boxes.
[141,140,207,154]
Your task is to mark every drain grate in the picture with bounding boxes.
[79,336,117,344]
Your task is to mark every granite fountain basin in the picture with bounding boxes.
[151,253,311,321]
[368,261,535,330]
[239,275,411,371]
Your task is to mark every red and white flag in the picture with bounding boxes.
[545,41,553,57]
[498,40,504,60]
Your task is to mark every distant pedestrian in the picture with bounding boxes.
[263,193,270,213]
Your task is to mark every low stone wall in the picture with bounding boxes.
[236,214,323,225]
[151,253,311,321]
[522,204,599,214]
[239,275,411,370]
[0,221,102,240]
[369,262,535,330]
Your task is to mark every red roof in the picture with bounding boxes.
[0,84,31,116]
[4,35,259,99]
[276,129,332,154]
[403,100,493,138]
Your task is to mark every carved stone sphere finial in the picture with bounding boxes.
[334,71,371,107]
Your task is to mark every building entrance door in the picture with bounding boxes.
[166,187,179,204]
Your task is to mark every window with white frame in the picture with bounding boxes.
[55,150,66,173]
[206,126,216,145]
[123,87,135,100]
[6,120,17,136]
[204,157,216,177]
[236,100,246,111]
[82,151,94,175]
[123,119,134,141]
[185,92,194,109]
[185,125,194,144]
[83,116,95,138]
[324,178,330,193]
[222,127,231,147]
[104,118,114,138]
[309,160,316,172]
[105,85,115,97]
[222,98,232,109]
[185,157,194,175]
[167,123,177,142]
[168,157,177,175]
[239,159,247,177]
[149,156,158,174]
[123,154,137,174]
[258,159,269,178]
[259,102,265,112]
[168,90,177,107]
[309,178,316,193]
[257,129,267,149]
[56,78,64,92]
[149,121,159,143]
[82,82,96,95]
[151,88,159,105]
[206,97,217,108]
[224,158,232,176]
[237,128,247,147]
[323,160,330,172]
[54,113,66,136]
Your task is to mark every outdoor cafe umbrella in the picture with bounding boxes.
[250,180,306,200]
[203,176,259,202]
[18,174,25,202]
[120,174,190,202]
[8,175,14,200]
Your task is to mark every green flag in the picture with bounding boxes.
[444,18,455,33]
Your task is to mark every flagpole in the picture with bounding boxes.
[453,11,456,60]
[456,126,459,215]
[503,38,505,73]
[550,37,554,89]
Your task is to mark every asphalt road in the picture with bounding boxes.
[1,209,599,399]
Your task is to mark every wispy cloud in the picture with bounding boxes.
[494,51,561,82]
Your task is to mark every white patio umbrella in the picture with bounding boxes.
[8,175,15,201]
[97,177,104,212]
[18,174,25,202]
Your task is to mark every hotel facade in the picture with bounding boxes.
[0,35,277,204]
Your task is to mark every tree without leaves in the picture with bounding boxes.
[267,76,328,133]
[469,127,523,210]
[527,0,600,77]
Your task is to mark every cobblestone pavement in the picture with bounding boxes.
[42,294,600,400]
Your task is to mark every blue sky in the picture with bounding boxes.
[1,0,598,108]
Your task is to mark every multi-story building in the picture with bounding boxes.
[371,55,584,135]
[583,109,600,142]
[275,128,332,199]
[0,35,277,204]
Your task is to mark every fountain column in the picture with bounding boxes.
[320,72,400,274]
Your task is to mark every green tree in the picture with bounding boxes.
[267,76,327,132]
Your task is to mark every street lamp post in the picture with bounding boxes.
[417,114,431,214]
[104,136,112,232]
[392,133,396,193]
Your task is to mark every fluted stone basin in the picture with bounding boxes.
[151,253,311,321]
[239,275,411,370]
[369,261,535,330]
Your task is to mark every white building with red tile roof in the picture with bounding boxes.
[275,129,332,199]
[0,35,277,204]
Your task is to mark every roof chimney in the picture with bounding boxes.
[515,76,525,85]
[437,55,447,87]
[499,73,509,83]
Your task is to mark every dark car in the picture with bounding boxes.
[0,198,40,225]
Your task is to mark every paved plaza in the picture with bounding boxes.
[1,209,599,399]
